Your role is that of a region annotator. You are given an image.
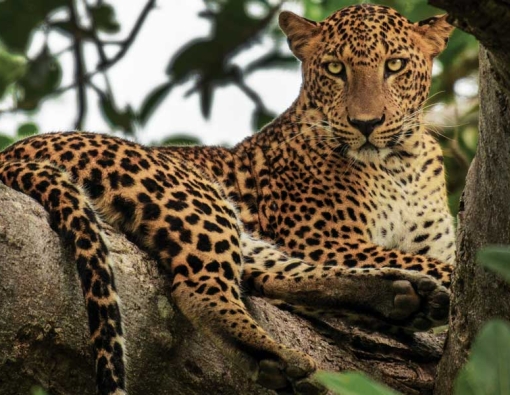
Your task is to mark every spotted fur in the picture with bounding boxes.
[0,5,455,395]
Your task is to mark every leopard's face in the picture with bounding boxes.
[280,5,453,161]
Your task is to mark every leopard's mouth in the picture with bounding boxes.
[326,122,404,156]
[386,129,406,147]
[359,141,379,151]
[329,136,381,158]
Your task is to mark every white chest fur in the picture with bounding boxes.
[367,168,455,264]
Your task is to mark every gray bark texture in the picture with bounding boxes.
[428,1,510,394]
[0,183,445,395]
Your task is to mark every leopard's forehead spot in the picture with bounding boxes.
[320,5,414,64]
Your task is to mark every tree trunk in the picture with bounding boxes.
[0,183,445,395]
[427,1,510,394]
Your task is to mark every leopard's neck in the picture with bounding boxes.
[229,105,337,237]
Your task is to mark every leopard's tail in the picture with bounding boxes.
[0,159,127,395]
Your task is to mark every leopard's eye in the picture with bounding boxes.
[385,58,406,73]
[326,62,344,76]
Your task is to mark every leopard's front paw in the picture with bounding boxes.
[387,272,450,331]
[256,349,326,394]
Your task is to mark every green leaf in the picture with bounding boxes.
[16,122,38,138]
[314,371,400,395]
[0,134,15,150]
[454,320,510,395]
[458,124,479,161]
[99,96,135,134]
[138,81,174,125]
[167,40,218,82]
[0,0,67,52]
[30,386,49,395]
[0,45,27,98]
[17,46,62,110]
[477,246,510,284]
[160,134,201,146]
[252,108,275,131]
[51,21,79,38]
[166,0,277,109]
[89,3,120,33]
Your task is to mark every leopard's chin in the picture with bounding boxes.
[346,144,393,163]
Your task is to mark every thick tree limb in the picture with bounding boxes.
[434,46,510,395]
[427,1,510,394]
[429,0,510,93]
[1,184,444,395]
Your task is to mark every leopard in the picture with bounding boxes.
[0,4,455,395]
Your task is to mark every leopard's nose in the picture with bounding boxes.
[348,115,385,137]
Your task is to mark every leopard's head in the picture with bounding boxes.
[280,5,454,161]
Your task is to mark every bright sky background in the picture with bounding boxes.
[0,0,304,147]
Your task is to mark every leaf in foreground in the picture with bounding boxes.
[477,246,510,283]
[314,371,400,395]
[454,320,510,395]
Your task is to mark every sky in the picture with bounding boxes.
[0,0,303,146]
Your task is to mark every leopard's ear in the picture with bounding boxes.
[279,11,320,61]
[414,14,455,58]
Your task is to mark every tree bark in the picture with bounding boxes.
[0,183,445,395]
[427,1,510,394]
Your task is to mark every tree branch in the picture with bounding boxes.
[53,0,157,96]
[429,0,510,92]
[69,0,87,130]
[83,0,109,66]
[428,1,510,393]
[1,184,447,395]
[98,0,156,70]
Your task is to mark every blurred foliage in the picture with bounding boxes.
[159,134,202,146]
[0,45,27,98]
[315,371,398,394]
[0,0,478,214]
[454,319,510,395]
[316,246,510,395]
[477,246,510,287]
[316,320,510,395]
[0,122,39,150]
[31,386,49,395]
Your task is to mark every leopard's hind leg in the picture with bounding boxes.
[0,160,126,395]
[124,177,323,394]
